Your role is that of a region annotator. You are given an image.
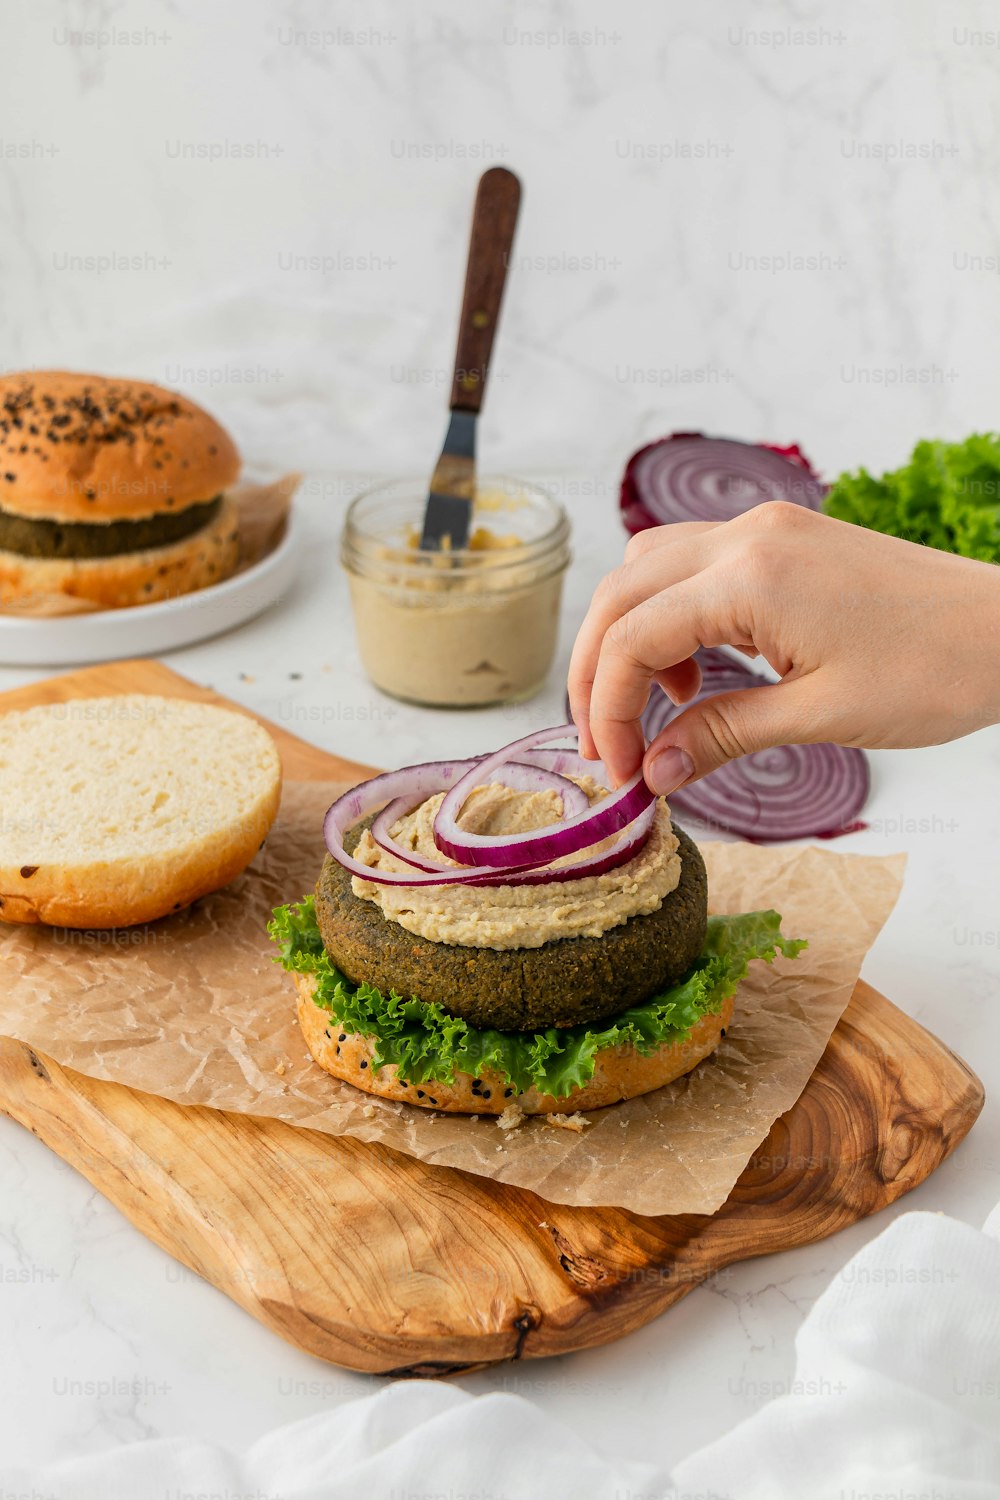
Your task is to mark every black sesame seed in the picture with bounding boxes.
[416,1089,425,1098]
[721,1028,727,1037]
[482,1089,491,1100]
[359,1060,367,1069]
[18,865,38,878]
[338,1033,346,1042]
[428,1097,437,1105]
[504,1088,513,1097]
[324,1029,331,1038]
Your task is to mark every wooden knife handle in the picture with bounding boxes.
[449,167,521,414]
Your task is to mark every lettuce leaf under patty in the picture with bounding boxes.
[268,898,805,1100]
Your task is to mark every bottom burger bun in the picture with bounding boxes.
[0,494,240,610]
[293,969,735,1115]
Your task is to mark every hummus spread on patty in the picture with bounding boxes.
[350,776,681,950]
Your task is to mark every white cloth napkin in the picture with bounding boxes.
[7,1205,1000,1500]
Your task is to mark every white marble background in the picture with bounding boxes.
[1,0,1000,1480]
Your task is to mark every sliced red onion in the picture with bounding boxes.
[620,433,827,534]
[478,801,656,887]
[669,746,869,842]
[640,648,870,841]
[324,740,657,888]
[432,724,655,869]
[373,799,657,887]
[370,756,589,872]
[323,763,541,889]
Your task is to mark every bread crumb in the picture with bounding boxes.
[274,1061,286,1077]
[362,1104,377,1119]
[469,1115,479,1122]
[545,1112,590,1134]
[497,1103,526,1132]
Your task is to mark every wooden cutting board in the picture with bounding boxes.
[0,661,985,1375]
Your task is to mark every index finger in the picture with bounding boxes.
[568,522,718,758]
[588,577,711,785]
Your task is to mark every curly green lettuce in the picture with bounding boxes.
[824,433,1000,562]
[268,897,805,1100]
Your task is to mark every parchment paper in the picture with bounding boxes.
[0,474,298,617]
[0,782,904,1215]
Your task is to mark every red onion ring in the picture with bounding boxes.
[373,801,657,886]
[432,724,655,869]
[620,433,827,534]
[324,764,539,889]
[323,737,658,888]
[370,756,589,872]
[476,801,656,887]
[640,648,870,841]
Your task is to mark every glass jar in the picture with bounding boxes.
[342,477,571,708]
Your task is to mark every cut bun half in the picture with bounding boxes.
[0,694,281,928]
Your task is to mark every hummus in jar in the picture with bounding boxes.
[351,776,681,950]
[341,478,571,708]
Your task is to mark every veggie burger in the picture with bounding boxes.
[270,726,803,1115]
[0,370,241,608]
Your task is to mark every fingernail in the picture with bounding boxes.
[646,746,694,795]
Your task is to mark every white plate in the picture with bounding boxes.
[0,511,302,667]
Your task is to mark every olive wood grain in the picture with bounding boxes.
[0,660,985,1374]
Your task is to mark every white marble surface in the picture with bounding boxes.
[2,0,1000,1479]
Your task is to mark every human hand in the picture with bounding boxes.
[568,502,1000,792]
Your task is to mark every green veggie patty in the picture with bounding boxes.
[314,821,709,1031]
[0,494,223,559]
[269,897,805,1100]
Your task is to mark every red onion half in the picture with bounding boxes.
[641,649,870,841]
[621,433,826,534]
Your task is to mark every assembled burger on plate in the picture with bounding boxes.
[0,370,241,609]
[271,727,802,1116]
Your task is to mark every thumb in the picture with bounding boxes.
[643,679,819,793]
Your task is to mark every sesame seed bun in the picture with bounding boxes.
[0,370,240,523]
[293,970,733,1114]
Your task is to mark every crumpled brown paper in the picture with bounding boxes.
[0,782,904,1215]
[0,474,298,616]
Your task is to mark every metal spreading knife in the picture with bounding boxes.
[419,166,521,552]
